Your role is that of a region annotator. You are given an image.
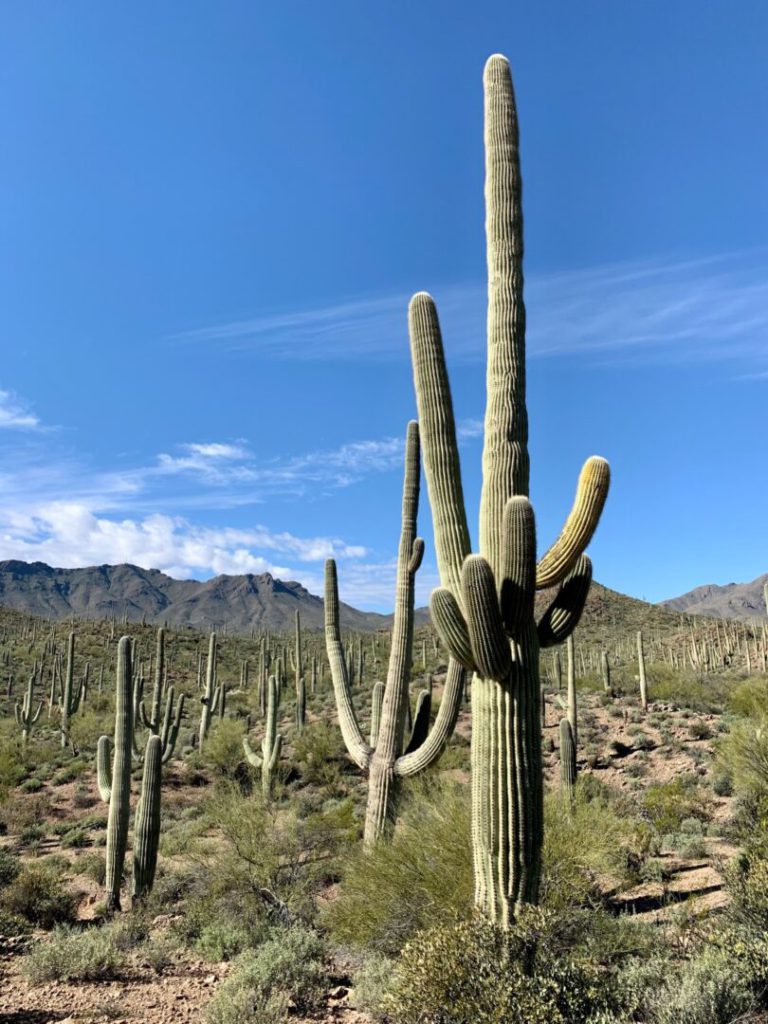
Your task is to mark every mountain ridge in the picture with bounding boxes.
[661,572,768,621]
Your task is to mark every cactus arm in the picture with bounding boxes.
[369,680,384,747]
[395,658,466,777]
[96,735,112,802]
[535,457,610,589]
[161,693,184,764]
[559,718,576,798]
[30,699,44,725]
[536,555,593,648]
[324,559,372,770]
[461,555,512,681]
[404,686,432,755]
[499,497,536,637]
[429,588,475,670]
[138,701,152,731]
[408,293,472,602]
[242,734,263,768]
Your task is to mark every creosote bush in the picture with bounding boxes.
[1,864,77,928]
[23,923,124,984]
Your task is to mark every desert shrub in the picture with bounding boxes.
[292,721,347,789]
[0,792,53,836]
[647,670,727,713]
[727,676,768,718]
[196,919,264,962]
[716,715,768,800]
[384,911,611,1024]
[350,952,393,1017]
[649,945,755,1024]
[0,865,76,928]
[541,780,636,911]
[687,720,712,740]
[0,848,21,888]
[200,717,247,779]
[19,777,44,793]
[323,777,472,954]
[72,852,107,886]
[642,777,711,835]
[204,926,325,1024]
[23,923,124,983]
[0,907,30,936]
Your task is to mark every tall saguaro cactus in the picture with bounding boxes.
[100,636,134,913]
[15,669,43,745]
[408,56,609,924]
[60,631,82,748]
[325,421,466,845]
[243,674,282,799]
[290,611,306,733]
[132,734,162,906]
[199,632,221,750]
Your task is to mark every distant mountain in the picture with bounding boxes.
[0,559,692,639]
[661,573,768,621]
[0,560,390,633]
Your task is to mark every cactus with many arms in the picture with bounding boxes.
[408,55,609,923]
[243,674,282,799]
[325,421,466,845]
[15,668,43,745]
[139,628,167,734]
[198,631,222,750]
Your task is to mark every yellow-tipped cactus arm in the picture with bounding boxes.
[409,292,472,604]
[535,456,610,590]
[324,559,373,771]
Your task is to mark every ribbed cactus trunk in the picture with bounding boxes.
[566,634,577,749]
[637,630,648,712]
[559,718,577,800]
[60,631,78,748]
[601,650,611,693]
[363,422,423,844]
[409,56,608,925]
[105,637,133,913]
[132,734,162,906]
[199,632,218,750]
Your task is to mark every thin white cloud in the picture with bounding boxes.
[0,389,41,430]
[171,250,768,373]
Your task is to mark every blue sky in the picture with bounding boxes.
[0,2,766,611]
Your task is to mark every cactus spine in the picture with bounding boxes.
[15,668,43,745]
[408,56,609,923]
[132,734,162,905]
[325,421,466,845]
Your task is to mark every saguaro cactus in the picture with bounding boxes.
[637,630,648,712]
[15,669,43,745]
[601,650,611,694]
[98,636,134,913]
[243,674,282,799]
[199,632,222,750]
[566,634,578,749]
[290,611,306,733]
[140,628,167,734]
[325,421,466,845]
[559,718,577,800]
[60,631,83,748]
[408,56,609,924]
[132,734,162,905]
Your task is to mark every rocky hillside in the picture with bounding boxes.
[662,573,768,621]
[0,560,389,633]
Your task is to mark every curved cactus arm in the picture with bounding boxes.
[13,702,22,728]
[537,555,593,648]
[96,735,112,802]
[429,588,475,670]
[408,292,472,603]
[535,457,609,590]
[500,496,536,637]
[369,680,385,747]
[30,699,44,726]
[404,685,432,755]
[324,559,372,770]
[161,692,184,764]
[395,658,467,777]
[138,700,153,731]
[461,555,511,682]
[242,734,263,768]
[265,731,282,773]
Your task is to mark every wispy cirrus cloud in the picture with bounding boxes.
[0,389,41,430]
[171,250,768,374]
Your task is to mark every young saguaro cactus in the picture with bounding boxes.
[408,56,609,924]
[325,421,466,845]
[559,718,577,800]
[60,631,83,748]
[243,674,282,799]
[15,668,43,746]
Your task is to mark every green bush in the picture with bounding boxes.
[650,946,754,1024]
[0,865,77,928]
[642,778,711,835]
[716,716,768,799]
[23,923,124,983]
[0,848,21,888]
[384,911,611,1024]
[292,721,347,789]
[323,777,472,954]
[200,717,247,779]
[204,926,325,1024]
